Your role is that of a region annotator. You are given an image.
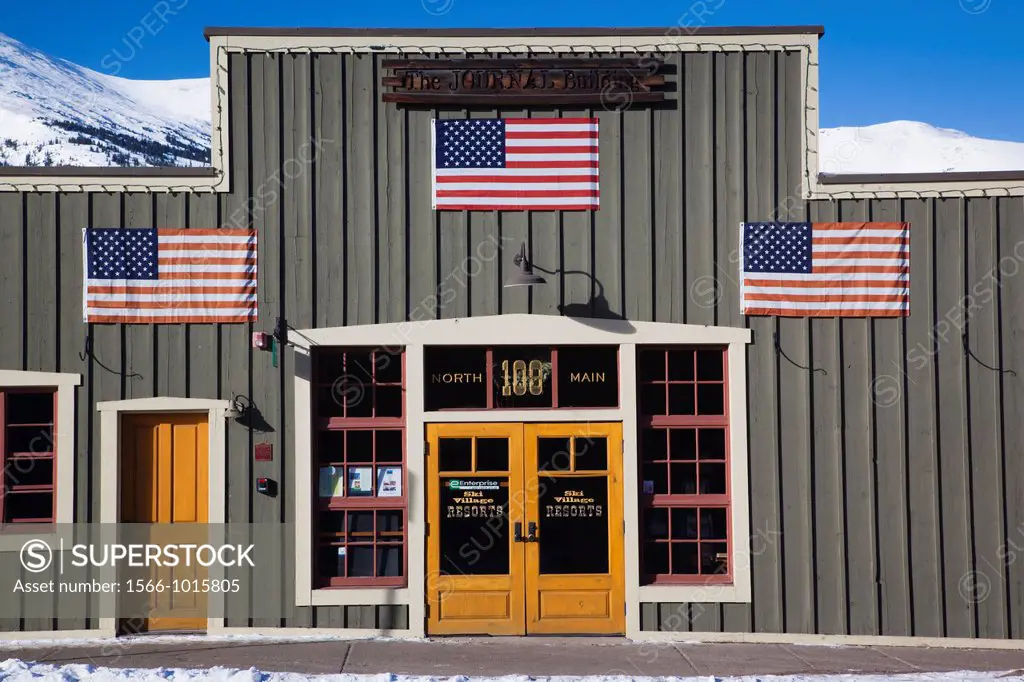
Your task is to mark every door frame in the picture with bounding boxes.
[95,397,232,637]
[425,421,625,636]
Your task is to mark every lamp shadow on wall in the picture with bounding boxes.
[554,270,636,334]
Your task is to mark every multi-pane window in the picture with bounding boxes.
[1,389,58,524]
[314,348,406,587]
[638,347,731,584]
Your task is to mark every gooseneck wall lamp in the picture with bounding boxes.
[503,242,547,288]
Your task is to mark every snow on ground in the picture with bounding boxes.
[0,661,1020,682]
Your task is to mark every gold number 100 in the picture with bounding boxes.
[501,359,544,396]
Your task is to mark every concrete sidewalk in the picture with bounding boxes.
[3,636,1024,677]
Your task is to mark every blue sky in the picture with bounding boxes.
[4,0,1023,141]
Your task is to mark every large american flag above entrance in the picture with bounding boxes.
[431,117,600,211]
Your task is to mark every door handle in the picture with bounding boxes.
[526,521,538,542]
[514,522,523,543]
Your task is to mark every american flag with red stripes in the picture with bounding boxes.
[432,117,599,210]
[83,228,257,323]
[740,222,910,317]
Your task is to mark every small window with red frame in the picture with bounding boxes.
[313,348,406,587]
[637,347,731,584]
[1,389,58,526]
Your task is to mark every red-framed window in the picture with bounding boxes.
[637,347,731,585]
[0,388,58,525]
[313,347,407,588]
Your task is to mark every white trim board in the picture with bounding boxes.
[292,315,753,639]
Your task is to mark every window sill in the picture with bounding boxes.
[0,525,74,552]
[638,582,750,604]
[309,586,411,606]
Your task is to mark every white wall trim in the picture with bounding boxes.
[0,370,81,551]
[293,315,753,638]
[97,397,231,636]
[218,33,818,52]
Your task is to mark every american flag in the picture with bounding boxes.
[83,228,258,323]
[432,117,599,211]
[740,222,910,317]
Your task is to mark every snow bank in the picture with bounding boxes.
[0,660,1020,682]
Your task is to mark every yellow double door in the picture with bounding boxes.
[426,422,624,635]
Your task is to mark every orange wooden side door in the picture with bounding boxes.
[120,413,209,632]
[523,423,625,635]
[425,423,526,635]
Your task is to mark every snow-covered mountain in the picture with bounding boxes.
[819,121,1024,174]
[0,32,209,167]
[0,31,1022,173]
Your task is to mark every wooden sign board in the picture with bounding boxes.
[381,58,666,106]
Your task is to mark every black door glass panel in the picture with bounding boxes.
[492,347,553,408]
[536,438,572,474]
[438,477,510,576]
[438,438,473,472]
[698,428,726,460]
[424,346,488,410]
[538,476,608,575]
[346,350,375,383]
[697,384,725,415]
[696,350,724,381]
[475,438,509,471]
[557,346,618,407]
[638,350,665,381]
[574,436,608,471]
[669,429,697,460]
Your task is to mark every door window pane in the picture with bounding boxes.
[538,476,608,575]
[438,477,510,576]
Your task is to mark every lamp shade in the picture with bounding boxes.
[504,269,547,288]
[504,243,547,288]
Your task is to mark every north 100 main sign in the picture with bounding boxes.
[424,345,619,410]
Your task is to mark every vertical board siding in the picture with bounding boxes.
[1,50,1023,639]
